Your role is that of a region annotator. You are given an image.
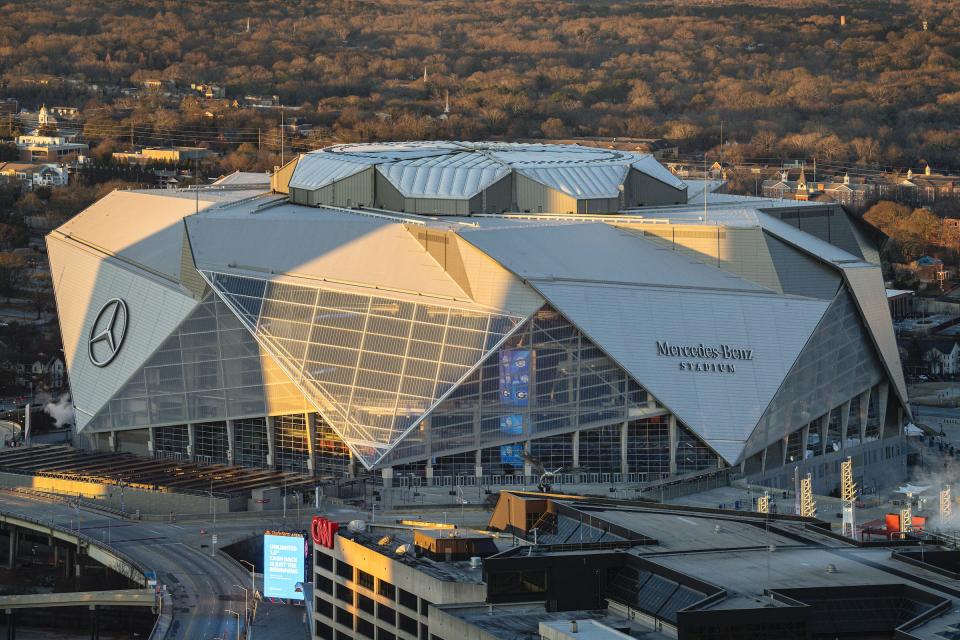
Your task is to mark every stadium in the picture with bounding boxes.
[47,141,910,491]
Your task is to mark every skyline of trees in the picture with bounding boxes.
[0,0,956,172]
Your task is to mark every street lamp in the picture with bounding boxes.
[238,559,256,621]
[226,608,241,640]
[233,584,249,624]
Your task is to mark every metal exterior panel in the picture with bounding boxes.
[459,222,769,293]
[376,152,509,199]
[530,281,829,463]
[288,152,377,190]
[757,211,866,265]
[514,173,577,213]
[374,170,406,211]
[626,169,687,206]
[842,264,910,411]
[763,232,842,299]
[54,190,216,282]
[631,155,687,190]
[185,210,472,302]
[449,235,544,315]
[516,164,628,199]
[47,235,198,431]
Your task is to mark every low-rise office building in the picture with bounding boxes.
[312,491,960,640]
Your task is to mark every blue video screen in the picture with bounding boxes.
[263,533,305,600]
[498,349,530,407]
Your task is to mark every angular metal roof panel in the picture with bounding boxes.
[842,264,910,410]
[459,222,770,293]
[516,164,629,199]
[632,155,687,190]
[377,152,510,199]
[531,281,829,464]
[47,234,198,431]
[54,190,223,283]
[294,142,686,202]
[288,152,378,190]
[185,204,474,303]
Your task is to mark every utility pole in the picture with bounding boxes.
[280,107,284,167]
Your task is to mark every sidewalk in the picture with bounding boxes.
[249,597,310,640]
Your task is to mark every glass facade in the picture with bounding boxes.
[751,289,884,453]
[846,395,862,447]
[383,307,663,467]
[204,271,525,468]
[626,417,670,477]
[194,421,228,464]
[315,418,351,476]
[235,417,269,468]
[84,293,307,432]
[675,427,716,474]
[154,424,188,459]
[578,425,621,474]
[275,414,309,473]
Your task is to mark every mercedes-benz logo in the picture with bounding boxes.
[88,298,129,367]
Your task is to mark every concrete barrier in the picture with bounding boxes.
[0,471,243,515]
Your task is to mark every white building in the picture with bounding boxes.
[46,142,910,489]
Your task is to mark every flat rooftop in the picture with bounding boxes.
[342,525,512,584]
[436,602,670,640]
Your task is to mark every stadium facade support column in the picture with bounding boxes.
[877,382,891,439]
[839,400,852,449]
[108,431,117,452]
[305,413,317,476]
[821,416,829,456]
[571,431,580,469]
[265,416,276,469]
[147,427,155,457]
[474,407,483,478]
[225,420,236,466]
[424,417,433,481]
[668,416,678,476]
[523,440,533,478]
[859,389,870,442]
[801,424,810,460]
[620,422,629,475]
[186,424,195,462]
[7,527,16,569]
[381,467,394,489]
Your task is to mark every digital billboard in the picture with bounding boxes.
[263,533,306,601]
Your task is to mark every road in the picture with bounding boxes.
[912,404,960,439]
[0,492,259,640]
[0,491,497,639]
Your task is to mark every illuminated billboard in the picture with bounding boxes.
[263,532,306,601]
[498,349,530,407]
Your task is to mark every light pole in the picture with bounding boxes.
[233,584,249,624]
[238,559,256,620]
[226,608,241,640]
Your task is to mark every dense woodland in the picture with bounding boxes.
[0,0,958,173]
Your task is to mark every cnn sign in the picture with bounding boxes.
[311,516,339,549]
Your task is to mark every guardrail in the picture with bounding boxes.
[0,504,150,583]
[0,493,171,638]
